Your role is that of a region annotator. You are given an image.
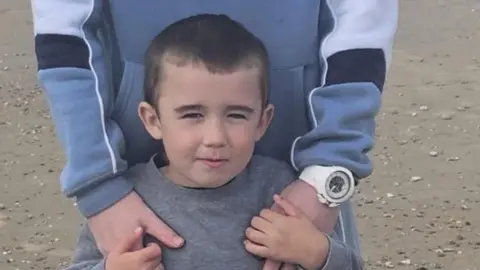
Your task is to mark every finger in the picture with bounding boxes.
[143,257,163,270]
[270,201,286,215]
[245,227,268,244]
[259,209,282,222]
[273,194,302,217]
[136,243,162,262]
[251,216,272,233]
[143,233,161,248]
[131,233,144,251]
[112,227,144,254]
[244,239,270,258]
[280,263,297,270]
[152,265,165,270]
[144,212,184,248]
[262,259,283,270]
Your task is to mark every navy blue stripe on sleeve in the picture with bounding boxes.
[35,34,90,70]
[324,48,386,92]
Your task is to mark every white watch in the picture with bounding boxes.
[299,166,356,207]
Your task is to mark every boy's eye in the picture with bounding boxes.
[181,113,203,119]
[228,113,247,120]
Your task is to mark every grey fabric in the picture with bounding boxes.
[65,155,363,270]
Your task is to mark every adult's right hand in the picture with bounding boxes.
[88,191,184,255]
[105,227,164,270]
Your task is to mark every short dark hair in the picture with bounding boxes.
[143,14,269,107]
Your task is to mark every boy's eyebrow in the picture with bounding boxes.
[174,104,255,114]
[174,104,204,113]
[226,105,255,114]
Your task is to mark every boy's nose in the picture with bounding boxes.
[203,120,227,147]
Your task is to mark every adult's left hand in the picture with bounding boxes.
[262,179,340,270]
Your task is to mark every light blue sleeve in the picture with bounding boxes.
[32,0,132,217]
[291,0,398,179]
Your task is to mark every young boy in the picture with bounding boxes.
[65,14,364,270]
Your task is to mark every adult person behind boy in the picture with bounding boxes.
[31,0,398,267]
[65,14,364,270]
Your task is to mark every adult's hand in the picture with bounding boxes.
[262,179,340,270]
[88,191,184,255]
[280,179,340,232]
[105,227,164,270]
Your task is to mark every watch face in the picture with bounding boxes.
[325,171,351,200]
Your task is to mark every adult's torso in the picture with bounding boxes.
[105,0,324,166]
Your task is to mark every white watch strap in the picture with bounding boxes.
[299,165,355,207]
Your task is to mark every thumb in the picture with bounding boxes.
[112,227,144,254]
[270,201,286,215]
[273,194,302,217]
[262,259,282,270]
[281,263,297,270]
[136,242,162,262]
[144,213,184,248]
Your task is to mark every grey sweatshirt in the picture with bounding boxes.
[65,155,364,270]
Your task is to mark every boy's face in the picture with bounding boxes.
[139,61,273,188]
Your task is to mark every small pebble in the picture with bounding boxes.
[443,247,456,253]
[436,249,446,257]
[410,176,423,182]
[385,261,395,268]
[440,112,454,120]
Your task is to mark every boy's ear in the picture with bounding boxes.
[255,104,274,141]
[138,101,162,140]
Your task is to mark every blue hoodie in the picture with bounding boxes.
[31,0,398,218]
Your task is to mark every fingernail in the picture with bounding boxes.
[173,236,184,246]
[147,243,158,248]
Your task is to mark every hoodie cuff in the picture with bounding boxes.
[76,175,134,218]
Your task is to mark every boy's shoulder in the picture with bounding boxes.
[121,157,167,193]
[245,155,296,206]
[248,154,292,169]
[124,155,161,182]
[246,155,296,182]
[123,162,151,182]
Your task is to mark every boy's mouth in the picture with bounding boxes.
[197,158,229,168]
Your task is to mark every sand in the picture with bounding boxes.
[1,0,479,269]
